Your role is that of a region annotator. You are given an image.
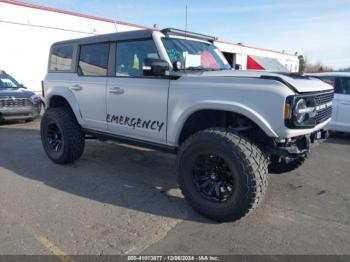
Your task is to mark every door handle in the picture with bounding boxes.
[109,87,124,95]
[71,84,83,91]
[340,101,350,105]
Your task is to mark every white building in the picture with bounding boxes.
[216,41,299,73]
[0,0,299,94]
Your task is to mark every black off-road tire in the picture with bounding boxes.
[268,155,308,174]
[177,128,269,222]
[41,107,85,164]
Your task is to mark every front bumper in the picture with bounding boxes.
[0,104,41,121]
[267,129,329,159]
[275,118,331,138]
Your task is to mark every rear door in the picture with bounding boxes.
[335,77,350,132]
[70,43,111,131]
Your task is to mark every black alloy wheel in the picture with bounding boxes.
[177,128,269,222]
[193,154,235,202]
[46,121,63,153]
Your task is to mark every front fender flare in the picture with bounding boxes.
[171,101,278,146]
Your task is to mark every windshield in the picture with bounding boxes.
[0,73,20,89]
[162,38,231,71]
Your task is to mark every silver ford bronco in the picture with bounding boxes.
[41,28,334,222]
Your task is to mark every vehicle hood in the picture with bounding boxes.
[0,88,35,98]
[199,70,333,93]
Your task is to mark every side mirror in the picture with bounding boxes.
[19,84,27,89]
[143,58,169,76]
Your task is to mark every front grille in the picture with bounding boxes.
[315,106,332,124]
[314,92,334,106]
[0,98,32,107]
[313,91,334,124]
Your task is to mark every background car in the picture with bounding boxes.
[0,70,42,122]
[307,72,350,133]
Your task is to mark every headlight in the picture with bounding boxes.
[285,96,317,129]
[293,98,307,123]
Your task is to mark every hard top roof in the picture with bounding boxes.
[52,29,155,46]
[51,27,217,47]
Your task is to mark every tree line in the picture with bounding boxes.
[298,55,334,73]
[298,55,349,73]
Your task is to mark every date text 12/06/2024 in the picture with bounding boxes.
[127,255,220,261]
[106,114,165,132]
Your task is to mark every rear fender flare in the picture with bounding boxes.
[46,86,83,125]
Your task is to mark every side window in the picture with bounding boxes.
[340,77,350,95]
[78,43,110,76]
[115,40,159,77]
[49,45,74,71]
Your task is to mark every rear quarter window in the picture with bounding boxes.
[49,45,74,72]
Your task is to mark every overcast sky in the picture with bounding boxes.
[24,0,350,69]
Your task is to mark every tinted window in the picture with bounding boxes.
[116,40,159,77]
[79,43,110,76]
[340,77,350,95]
[49,46,74,71]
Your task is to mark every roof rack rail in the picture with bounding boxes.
[161,28,217,42]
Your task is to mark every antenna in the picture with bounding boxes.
[114,18,118,32]
[185,5,188,37]
[114,7,119,32]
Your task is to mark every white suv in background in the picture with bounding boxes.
[308,72,350,132]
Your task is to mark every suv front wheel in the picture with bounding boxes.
[177,128,269,222]
[41,107,85,164]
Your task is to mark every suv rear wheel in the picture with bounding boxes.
[177,128,268,222]
[41,107,85,164]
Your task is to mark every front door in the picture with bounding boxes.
[106,39,169,144]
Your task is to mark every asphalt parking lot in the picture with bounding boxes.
[0,119,349,256]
